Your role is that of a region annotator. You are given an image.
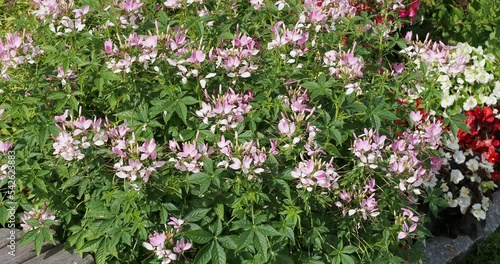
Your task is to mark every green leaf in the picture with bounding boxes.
[194,243,212,264]
[180,96,199,105]
[220,32,234,39]
[184,229,213,244]
[62,175,83,189]
[19,229,38,247]
[340,254,355,264]
[213,219,223,236]
[203,158,214,174]
[341,246,358,254]
[215,204,224,220]
[96,242,107,264]
[0,206,8,225]
[329,127,342,145]
[301,82,320,90]
[40,227,55,244]
[80,238,103,253]
[100,70,121,81]
[33,178,48,192]
[218,235,238,250]
[211,241,226,264]
[254,231,268,259]
[375,110,399,120]
[34,231,44,256]
[257,225,281,237]
[174,102,188,125]
[187,172,211,184]
[237,230,254,250]
[184,208,210,222]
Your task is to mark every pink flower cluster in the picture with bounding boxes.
[105,32,158,72]
[195,88,253,132]
[291,158,339,191]
[31,0,75,21]
[303,0,356,26]
[222,137,268,180]
[31,0,90,35]
[396,208,419,239]
[323,42,364,83]
[400,32,467,77]
[164,0,204,9]
[352,128,387,168]
[55,66,77,85]
[278,88,323,156]
[352,112,444,201]
[335,178,380,220]
[268,21,309,50]
[168,137,213,173]
[52,109,164,182]
[209,31,260,78]
[143,217,192,264]
[1,31,43,79]
[20,202,60,231]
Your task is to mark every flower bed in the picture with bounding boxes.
[0,1,499,263]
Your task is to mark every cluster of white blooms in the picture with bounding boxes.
[401,33,497,112]
[439,134,497,221]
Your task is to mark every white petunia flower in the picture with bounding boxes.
[441,93,456,108]
[471,203,486,220]
[453,150,466,164]
[451,169,464,184]
[466,158,479,172]
[463,96,477,111]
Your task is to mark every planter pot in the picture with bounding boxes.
[423,190,500,264]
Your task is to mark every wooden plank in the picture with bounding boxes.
[0,228,94,264]
[0,229,23,249]
[24,244,95,264]
[0,241,56,264]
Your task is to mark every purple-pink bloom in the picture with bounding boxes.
[173,238,192,254]
[167,217,184,230]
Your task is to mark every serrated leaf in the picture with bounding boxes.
[96,242,107,264]
[187,172,211,184]
[257,225,281,237]
[340,254,355,264]
[254,231,268,259]
[184,229,213,244]
[302,82,320,90]
[211,242,226,264]
[180,96,199,105]
[62,175,82,189]
[273,179,291,199]
[237,230,254,250]
[34,231,44,256]
[19,229,38,247]
[194,243,212,264]
[185,208,211,222]
[80,238,103,253]
[375,110,399,120]
[220,32,234,39]
[218,235,238,250]
[215,204,224,220]
[341,245,358,254]
[174,102,188,125]
[100,70,121,81]
[203,158,213,174]
[329,127,342,145]
[33,178,48,192]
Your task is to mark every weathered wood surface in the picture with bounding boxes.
[0,228,94,264]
